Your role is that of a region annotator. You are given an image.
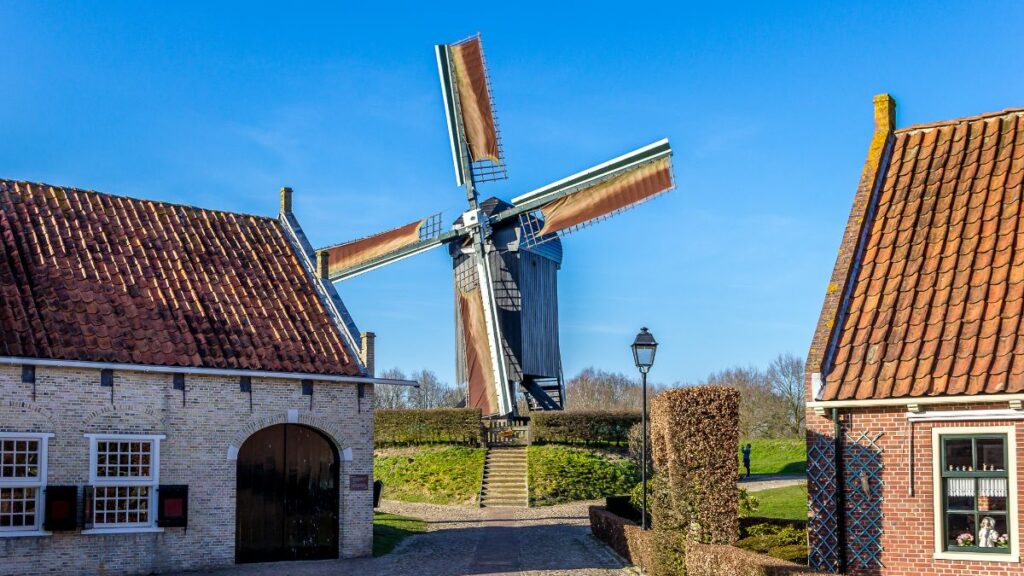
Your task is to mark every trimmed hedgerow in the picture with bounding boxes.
[685,542,826,576]
[530,411,641,445]
[588,506,635,561]
[374,408,482,446]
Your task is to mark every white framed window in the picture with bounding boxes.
[0,432,52,537]
[933,426,1019,562]
[85,434,165,534]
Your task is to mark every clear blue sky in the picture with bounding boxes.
[3,2,1022,387]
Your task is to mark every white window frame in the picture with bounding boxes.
[0,432,52,538]
[932,425,1019,562]
[84,433,165,535]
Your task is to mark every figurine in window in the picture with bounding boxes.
[979,516,999,548]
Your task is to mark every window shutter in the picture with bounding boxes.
[82,485,95,529]
[43,485,78,531]
[157,485,189,528]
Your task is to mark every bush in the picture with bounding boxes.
[768,544,808,564]
[685,542,827,576]
[375,408,482,446]
[531,411,641,445]
[739,517,808,538]
[650,386,741,543]
[627,422,653,476]
[528,445,639,506]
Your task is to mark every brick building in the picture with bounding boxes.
[0,181,407,575]
[806,98,1024,575]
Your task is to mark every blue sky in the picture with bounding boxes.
[2,2,1022,387]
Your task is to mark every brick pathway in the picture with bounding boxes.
[169,500,637,576]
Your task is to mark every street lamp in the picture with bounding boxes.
[631,327,657,530]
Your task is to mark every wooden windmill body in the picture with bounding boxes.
[317,35,677,417]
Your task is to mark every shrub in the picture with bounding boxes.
[375,408,482,446]
[739,487,761,516]
[627,422,654,476]
[528,445,639,506]
[650,386,741,543]
[739,517,808,538]
[531,411,641,445]
[768,544,808,564]
[685,542,828,576]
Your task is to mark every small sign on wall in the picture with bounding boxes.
[349,474,370,491]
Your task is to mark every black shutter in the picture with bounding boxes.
[157,485,189,528]
[82,485,94,529]
[42,485,77,531]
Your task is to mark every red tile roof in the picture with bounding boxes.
[822,108,1024,400]
[0,180,361,376]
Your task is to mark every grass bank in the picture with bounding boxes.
[738,439,806,475]
[373,513,426,556]
[374,445,486,506]
[745,484,808,521]
[528,445,639,506]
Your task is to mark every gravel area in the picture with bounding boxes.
[739,474,806,492]
[167,500,637,576]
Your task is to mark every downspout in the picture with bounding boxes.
[833,408,847,574]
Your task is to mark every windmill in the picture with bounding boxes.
[317,35,676,417]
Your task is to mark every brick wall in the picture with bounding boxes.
[0,364,374,576]
[806,403,1024,576]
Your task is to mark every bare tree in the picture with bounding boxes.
[407,369,450,409]
[373,367,409,409]
[702,366,788,439]
[767,353,805,437]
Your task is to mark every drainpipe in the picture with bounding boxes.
[833,408,847,574]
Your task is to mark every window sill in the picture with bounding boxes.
[934,551,1019,562]
[82,527,165,535]
[0,530,51,538]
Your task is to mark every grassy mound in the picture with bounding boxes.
[374,445,486,506]
[738,439,806,475]
[745,484,807,520]
[528,445,639,506]
[373,513,426,556]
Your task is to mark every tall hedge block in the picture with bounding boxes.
[374,408,482,446]
[651,385,741,545]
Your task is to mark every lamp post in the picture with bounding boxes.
[631,327,657,530]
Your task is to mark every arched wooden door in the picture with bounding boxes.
[236,424,340,563]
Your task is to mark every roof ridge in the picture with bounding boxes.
[0,179,277,222]
[895,107,1024,134]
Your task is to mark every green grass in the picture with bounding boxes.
[374,445,486,506]
[739,438,807,475]
[528,445,640,506]
[746,484,808,521]
[373,513,426,557]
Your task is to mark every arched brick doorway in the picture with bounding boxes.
[235,423,340,563]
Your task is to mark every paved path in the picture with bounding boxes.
[738,474,806,492]
[170,500,636,576]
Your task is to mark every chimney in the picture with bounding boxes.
[280,187,293,215]
[316,250,330,280]
[360,332,376,376]
[873,94,896,133]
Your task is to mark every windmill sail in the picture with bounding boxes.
[499,139,674,243]
[459,286,500,415]
[320,214,449,280]
[436,35,506,186]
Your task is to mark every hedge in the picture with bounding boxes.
[685,543,830,576]
[530,411,641,445]
[651,386,740,543]
[374,408,482,446]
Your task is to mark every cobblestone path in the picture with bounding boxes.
[169,500,636,576]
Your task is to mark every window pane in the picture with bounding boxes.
[978,515,1011,550]
[979,478,1008,512]
[0,487,37,531]
[946,477,975,510]
[94,439,153,479]
[977,438,1006,472]
[948,513,976,548]
[0,438,40,480]
[945,439,973,472]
